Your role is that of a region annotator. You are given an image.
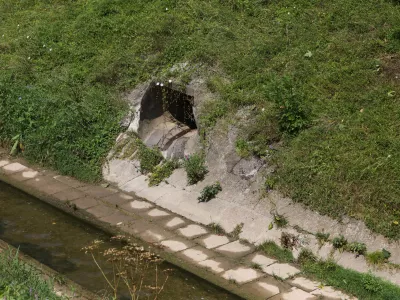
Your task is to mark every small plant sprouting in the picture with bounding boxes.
[198,182,222,203]
[346,242,367,257]
[230,223,244,239]
[332,235,348,250]
[183,154,208,185]
[209,222,226,235]
[251,263,262,270]
[273,213,288,228]
[315,232,330,246]
[235,138,251,158]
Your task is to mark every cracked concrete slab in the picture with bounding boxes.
[177,224,208,239]
[222,267,264,285]
[263,263,300,280]
[195,234,231,249]
[215,241,255,258]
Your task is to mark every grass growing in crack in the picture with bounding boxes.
[273,213,288,228]
[315,232,330,246]
[258,241,294,263]
[148,159,179,186]
[332,235,348,251]
[347,242,367,256]
[298,250,400,300]
[229,223,244,240]
[208,222,226,235]
[198,182,222,203]
[250,263,262,270]
[0,248,63,299]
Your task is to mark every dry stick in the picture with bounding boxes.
[91,253,115,294]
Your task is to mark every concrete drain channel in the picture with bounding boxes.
[0,180,240,299]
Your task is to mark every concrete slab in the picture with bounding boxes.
[215,241,254,258]
[196,234,231,249]
[53,188,86,202]
[139,227,175,244]
[53,175,87,188]
[157,216,186,230]
[222,267,264,285]
[136,185,175,203]
[121,200,154,213]
[146,208,171,219]
[269,287,317,300]
[156,190,191,209]
[103,159,141,186]
[102,192,134,207]
[179,246,217,263]
[165,168,187,189]
[10,169,40,181]
[288,277,320,292]
[120,175,148,193]
[0,160,10,167]
[263,263,300,280]
[25,176,70,195]
[2,162,28,174]
[100,211,134,226]
[311,286,356,299]
[78,185,118,198]
[86,204,116,219]
[160,237,195,253]
[72,197,99,210]
[242,277,289,300]
[177,224,208,239]
[243,253,276,271]
[198,257,237,274]
[120,219,153,235]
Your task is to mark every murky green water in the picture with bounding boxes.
[0,181,240,300]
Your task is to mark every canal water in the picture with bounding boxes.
[0,181,240,300]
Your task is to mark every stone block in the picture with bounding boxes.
[100,211,134,226]
[243,253,276,271]
[215,241,254,258]
[72,197,99,210]
[86,204,116,218]
[198,257,236,274]
[242,277,289,300]
[53,175,87,188]
[311,286,356,300]
[120,219,153,235]
[158,216,186,230]
[269,287,317,300]
[177,224,208,239]
[25,176,70,195]
[0,160,10,167]
[136,185,175,203]
[10,169,40,181]
[53,188,86,202]
[121,200,154,213]
[160,238,195,253]
[2,163,28,174]
[195,234,231,249]
[78,185,118,198]
[146,208,171,219]
[288,277,320,292]
[102,192,134,206]
[120,175,148,193]
[139,227,175,243]
[179,246,217,263]
[222,267,264,285]
[263,263,300,280]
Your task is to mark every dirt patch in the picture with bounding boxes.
[381,55,400,85]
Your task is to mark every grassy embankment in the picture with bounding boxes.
[0,248,63,299]
[1,0,400,240]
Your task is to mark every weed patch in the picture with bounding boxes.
[258,241,294,263]
[148,159,179,186]
[198,182,222,203]
[183,154,208,185]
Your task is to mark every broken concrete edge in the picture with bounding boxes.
[0,238,96,300]
[0,161,356,300]
[0,171,265,300]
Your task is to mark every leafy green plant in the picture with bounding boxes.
[198,182,222,203]
[183,154,208,185]
[367,249,391,265]
[148,159,179,186]
[264,177,276,192]
[346,242,367,256]
[332,235,348,250]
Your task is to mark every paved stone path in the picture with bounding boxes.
[0,159,356,300]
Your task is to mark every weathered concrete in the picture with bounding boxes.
[0,157,367,300]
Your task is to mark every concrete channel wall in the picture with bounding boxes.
[0,156,358,299]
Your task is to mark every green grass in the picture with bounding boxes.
[1,0,400,237]
[0,248,63,299]
[298,251,400,300]
[258,241,294,263]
